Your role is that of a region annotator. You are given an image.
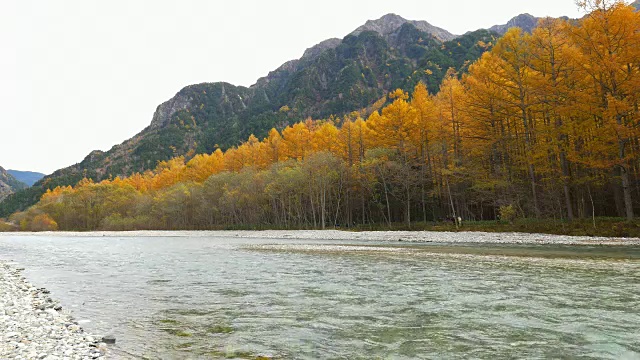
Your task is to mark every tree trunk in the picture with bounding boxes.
[560,151,574,221]
[320,185,326,230]
[528,164,541,218]
[381,176,392,228]
[620,164,634,221]
[406,184,411,227]
[446,178,458,230]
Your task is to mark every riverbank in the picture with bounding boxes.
[4,217,640,238]
[6,215,640,237]
[348,217,640,238]
[2,229,639,245]
[0,261,105,359]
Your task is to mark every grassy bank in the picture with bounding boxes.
[346,218,640,238]
[217,217,640,238]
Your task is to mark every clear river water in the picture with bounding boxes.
[0,234,639,359]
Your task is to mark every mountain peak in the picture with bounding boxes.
[488,13,540,35]
[351,13,410,37]
[379,13,405,20]
[375,13,409,26]
[351,13,457,42]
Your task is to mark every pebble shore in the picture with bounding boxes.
[0,261,106,360]
[4,229,639,245]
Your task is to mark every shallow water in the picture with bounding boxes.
[0,234,639,359]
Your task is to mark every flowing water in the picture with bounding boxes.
[0,234,639,359]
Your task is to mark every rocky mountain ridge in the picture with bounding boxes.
[351,13,456,41]
[488,13,541,34]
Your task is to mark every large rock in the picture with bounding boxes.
[101,335,116,344]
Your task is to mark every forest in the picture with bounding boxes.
[5,2,640,234]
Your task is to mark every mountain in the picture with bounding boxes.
[0,166,27,203]
[0,14,507,217]
[487,0,640,35]
[7,170,45,187]
[488,13,540,34]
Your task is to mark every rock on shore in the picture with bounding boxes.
[0,261,105,359]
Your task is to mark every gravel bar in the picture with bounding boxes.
[0,261,106,360]
[2,230,639,245]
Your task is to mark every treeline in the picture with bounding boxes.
[8,1,640,231]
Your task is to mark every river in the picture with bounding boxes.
[0,233,639,359]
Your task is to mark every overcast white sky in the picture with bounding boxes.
[1,0,587,174]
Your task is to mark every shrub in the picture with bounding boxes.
[611,221,636,237]
[499,205,517,224]
[0,221,17,232]
[100,214,153,231]
[28,214,58,232]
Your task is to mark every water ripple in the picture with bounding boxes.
[0,235,638,359]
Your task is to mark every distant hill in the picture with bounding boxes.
[7,170,45,187]
[0,166,27,203]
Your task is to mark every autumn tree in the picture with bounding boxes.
[569,0,640,220]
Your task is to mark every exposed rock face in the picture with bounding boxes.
[488,13,540,34]
[0,182,11,202]
[351,13,457,42]
[253,59,300,88]
[0,167,26,202]
[149,93,193,130]
[301,38,342,60]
